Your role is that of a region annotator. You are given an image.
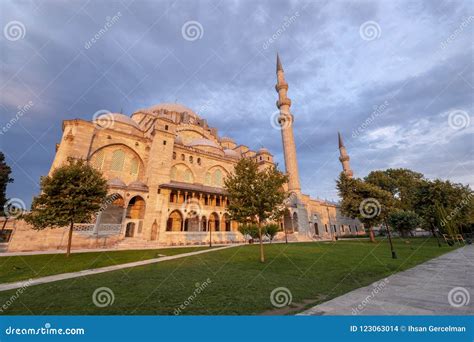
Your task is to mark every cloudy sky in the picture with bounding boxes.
[1,0,473,207]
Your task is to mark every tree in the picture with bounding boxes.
[224,158,288,262]
[24,159,108,257]
[0,151,13,214]
[264,224,279,243]
[387,209,422,237]
[365,168,424,211]
[337,173,397,258]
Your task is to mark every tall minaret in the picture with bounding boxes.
[276,54,301,194]
[338,132,353,178]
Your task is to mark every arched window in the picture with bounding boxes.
[91,150,105,170]
[130,157,139,175]
[213,169,223,187]
[111,150,125,171]
[170,166,178,181]
[197,158,201,165]
[181,154,185,161]
[183,169,193,183]
[173,152,176,160]
[204,172,211,186]
[189,156,193,163]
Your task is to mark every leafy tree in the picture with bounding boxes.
[0,151,13,214]
[264,223,279,243]
[387,209,422,237]
[365,168,424,210]
[413,179,472,245]
[24,159,108,257]
[337,173,398,258]
[225,158,288,262]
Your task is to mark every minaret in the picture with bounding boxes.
[338,132,353,178]
[275,54,301,194]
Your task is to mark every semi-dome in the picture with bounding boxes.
[94,113,141,130]
[107,178,127,188]
[128,181,149,191]
[224,149,240,158]
[187,138,221,149]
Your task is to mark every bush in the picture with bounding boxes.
[238,224,260,241]
[264,224,279,243]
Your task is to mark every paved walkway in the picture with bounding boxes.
[300,245,473,315]
[0,245,236,292]
[0,243,239,257]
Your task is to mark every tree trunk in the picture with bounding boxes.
[1,217,8,232]
[430,223,442,247]
[384,219,397,259]
[258,223,265,263]
[369,227,376,243]
[66,220,74,257]
[209,223,212,248]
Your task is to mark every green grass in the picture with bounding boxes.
[0,238,459,315]
[0,246,211,283]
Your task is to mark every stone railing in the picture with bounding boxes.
[73,223,122,236]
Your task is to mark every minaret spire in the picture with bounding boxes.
[276,53,283,72]
[275,54,301,194]
[338,132,353,178]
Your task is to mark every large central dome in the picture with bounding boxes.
[147,103,199,118]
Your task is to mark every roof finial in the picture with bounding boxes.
[338,131,344,148]
[276,53,283,73]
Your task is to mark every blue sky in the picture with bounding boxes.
[1,0,473,207]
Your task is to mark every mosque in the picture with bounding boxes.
[7,55,362,252]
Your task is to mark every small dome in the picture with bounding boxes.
[224,149,240,158]
[257,147,270,154]
[94,113,140,130]
[220,136,235,143]
[144,103,199,118]
[187,138,221,149]
[128,181,149,191]
[108,178,127,188]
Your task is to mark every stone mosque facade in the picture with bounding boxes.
[7,55,363,252]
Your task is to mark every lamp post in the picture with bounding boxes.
[383,218,397,259]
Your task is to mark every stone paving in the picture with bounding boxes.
[300,245,473,315]
[0,245,235,292]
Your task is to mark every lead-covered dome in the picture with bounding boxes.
[146,103,199,118]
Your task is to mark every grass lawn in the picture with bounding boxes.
[0,238,459,315]
[0,246,212,284]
